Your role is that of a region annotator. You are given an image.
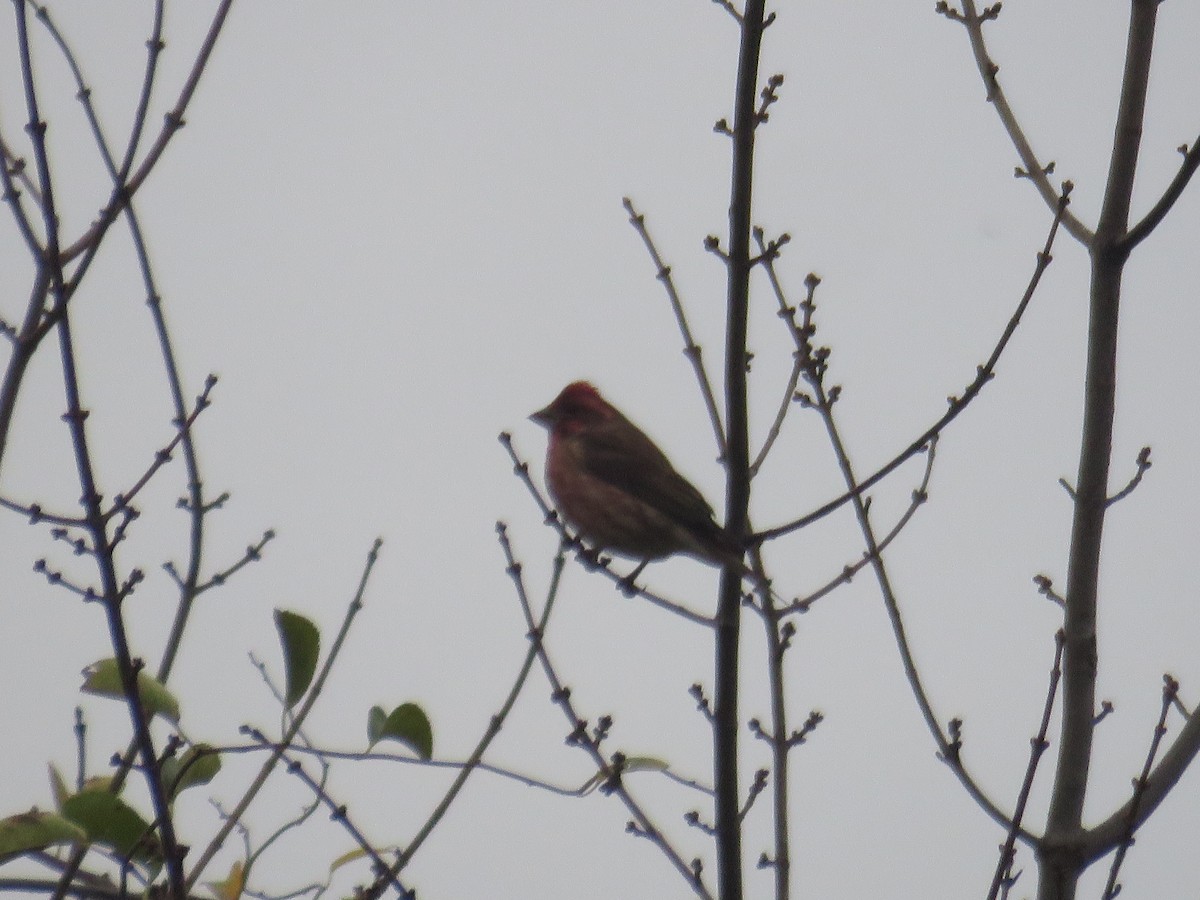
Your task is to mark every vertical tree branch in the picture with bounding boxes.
[13,2,187,894]
[716,3,768,898]
[1041,3,1159,898]
[35,0,210,689]
[757,593,790,900]
[0,270,50,476]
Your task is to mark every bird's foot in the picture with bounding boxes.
[618,560,650,596]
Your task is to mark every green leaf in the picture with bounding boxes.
[79,776,117,795]
[206,859,245,900]
[80,659,181,723]
[578,757,670,795]
[161,744,221,799]
[366,705,387,746]
[61,792,160,863]
[329,846,370,874]
[619,756,670,773]
[367,703,433,760]
[0,809,87,856]
[273,609,319,707]
[329,842,400,875]
[48,764,70,811]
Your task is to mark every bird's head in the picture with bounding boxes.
[531,381,614,433]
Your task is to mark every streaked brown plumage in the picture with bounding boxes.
[530,381,744,569]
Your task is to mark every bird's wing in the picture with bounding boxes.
[579,415,720,529]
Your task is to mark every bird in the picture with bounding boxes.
[530,381,747,576]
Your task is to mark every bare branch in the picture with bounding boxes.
[1100,675,1179,899]
[987,630,1064,900]
[748,226,801,477]
[749,354,801,478]
[782,436,936,616]
[1106,446,1152,507]
[1087,674,1200,868]
[102,375,217,520]
[60,0,236,263]
[1032,574,1066,610]
[1045,2,1163,870]
[623,197,726,454]
[755,183,1072,544]
[755,74,784,125]
[184,539,383,893]
[712,0,743,23]
[1122,137,1200,252]
[187,529,275,596]
[941,0,1093,245]
[482,530,712,899]
[264,743,413,900]
[797,272,1026,841]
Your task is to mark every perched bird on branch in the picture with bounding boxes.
[530,381,747,576]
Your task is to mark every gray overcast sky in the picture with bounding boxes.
[2,2,1200,897]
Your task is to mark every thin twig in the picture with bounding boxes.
[755,184,1073,544]
[223,735,637,799]
[262,745,412,899]
[103,375,217,519]
[748,226,802,478]
[755,568,791,898]
[1100,675,1180,899]
[0,128,43,203]
[0,494,85,526]
[234,663,333,883]
[184,539,383,893]
[60,0,236,263]
[71,707,87,792]
[938,0,1092,245]
[788,231,1027,838]
[986,629,1065,900]
[1032,574,1066,610]
[814,390,1024,836]
[782,436,936,615]
[183,529,275,596]
[494,532,713,899]
[0,112,43,256]
[1085,700,1200,858]
[749,354,802,478]
[1122,138,1200,252]
[1105,446,1151,507]
[33,1,163,191]
[712,0,742,23]
[622,197,726,454]
[360,527,563,897]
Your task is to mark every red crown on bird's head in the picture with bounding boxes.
[530,381,613,429]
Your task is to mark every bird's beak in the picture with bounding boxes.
[529,405,554,428]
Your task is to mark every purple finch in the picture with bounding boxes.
[531,381,745,572]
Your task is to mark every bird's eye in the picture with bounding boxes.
[567,401,600,422]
